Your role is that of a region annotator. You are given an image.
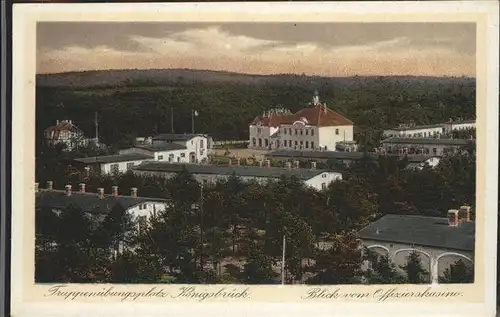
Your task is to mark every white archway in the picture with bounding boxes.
[367,244,390,255]
[436,252,473,263]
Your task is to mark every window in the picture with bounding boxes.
[126,162,134,170]
[311,141,315,149]
[177,157,181,162]
[191,140,194,145]
[432,148,437,155]
[252,138,256,146]
[283,128,287,135]
[300,129,303,135]
[335,128,339,135]
[321,183,326,190]
[168,154,174,162]
[305,141,309,148]
[181,152,186,157]
[289,128,292,134]
[311,129,315,136]
[158,155,164,160]
[322,174,327,178]
[264,139,269,147]
[294,141,298,147]
[258,139,262,147]
[295,129,298,135]
[257,128,262,134]
[306,129,309,135]
[300,141,303,148]
[200,140,204,148]
[110,164,119,174]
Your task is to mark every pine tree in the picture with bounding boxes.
[439,259,474,284]
[400,251,429,284]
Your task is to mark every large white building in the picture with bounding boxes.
[249,91,354,152]
[74,133,210,175]
[380,137,475,156]
[131,161,342,191]
[358,208,474,284]
[44,120,93,152]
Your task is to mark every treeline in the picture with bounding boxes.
[35,150,476,284]
[36,76,476,151]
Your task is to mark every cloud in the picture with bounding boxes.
[37,24,475,77]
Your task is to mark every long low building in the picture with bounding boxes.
[358,208,474,284]
[36,181,168,227]
[383,119,475,138]
[74,153,154,174]
[380,137,474,156]
[131,162,342,191]
[265,150,441,169]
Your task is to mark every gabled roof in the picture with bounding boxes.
[357,214,475,252]
[74,153,153,164]
[281,104,353,127]
[391,124,444,131]
[135,143,187,152]
[251,114,294,128]
[152,134,205,142]
[132,162,339,180]
[36,189,168,214]
[44,121,75,133]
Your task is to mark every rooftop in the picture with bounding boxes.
[281,104,353,127]
[36,189,168,214]
[265,150,437,163]
[74,153,153,164]
[390,124,444,131]
[357,214,475,251]
[132,162,338,180]
[44,120,76,133]
[135,143,187,152]
[381,137,474,146]
[152,133,206,142]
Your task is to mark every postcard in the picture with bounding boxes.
[9,1,499,317]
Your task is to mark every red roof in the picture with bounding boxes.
[44,122,74,133]
[251,114,295,127]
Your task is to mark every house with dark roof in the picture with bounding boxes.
[357,207,475,284]
[36,181,168,225]
[248,91,354,152]
[131,161,342,191]
[74,133,211,175]
[380,137,475,156]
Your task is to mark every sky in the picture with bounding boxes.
[36,22,476,77]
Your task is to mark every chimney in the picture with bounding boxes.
[79,183,86,193]
[35,182,39,193]
[97,188,105,199]
[112,186,119,197]
[459,205,471,222]
[65,184,72,196]
[294,160,300,169]
[311,161,317,169]
[448,209,459,227]
[285,161,292,169]
[131,187,138,198]
[265,159,271,168]
[47,180,53,191]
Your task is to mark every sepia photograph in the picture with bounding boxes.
[34,20,477,286]
[8,2,499,317]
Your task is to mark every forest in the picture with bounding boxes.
[35,145,476,285]
[36,75,476,151]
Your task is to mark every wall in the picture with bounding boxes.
[249,124,277,150]
[126,201,168,222]
[101,159,150,174]
[305,171,343,191]
[361,239,474,283]
[279,122,319,151]
[318,125,354,151]
[182,136,209,163]
[381,142,464,156]
[383,127,445,138]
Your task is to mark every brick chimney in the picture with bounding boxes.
[112,186,119,197]
[131,187,138,199]
[294,160,300,169]
[79,183,86,193]
[311,161,317,169]
[47,181,53,191]
[448,209,459,227]
[65,184,72,196]
[97,188,105,199]
[35,182,39,193]
[459,205,471,222]
[285,161,292,169]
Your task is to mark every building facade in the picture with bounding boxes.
[358,209,474,284]
[131,162,342,191]
[383,119,476,138]
[248,91,354,152]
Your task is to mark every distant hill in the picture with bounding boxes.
[36,68,475,89]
